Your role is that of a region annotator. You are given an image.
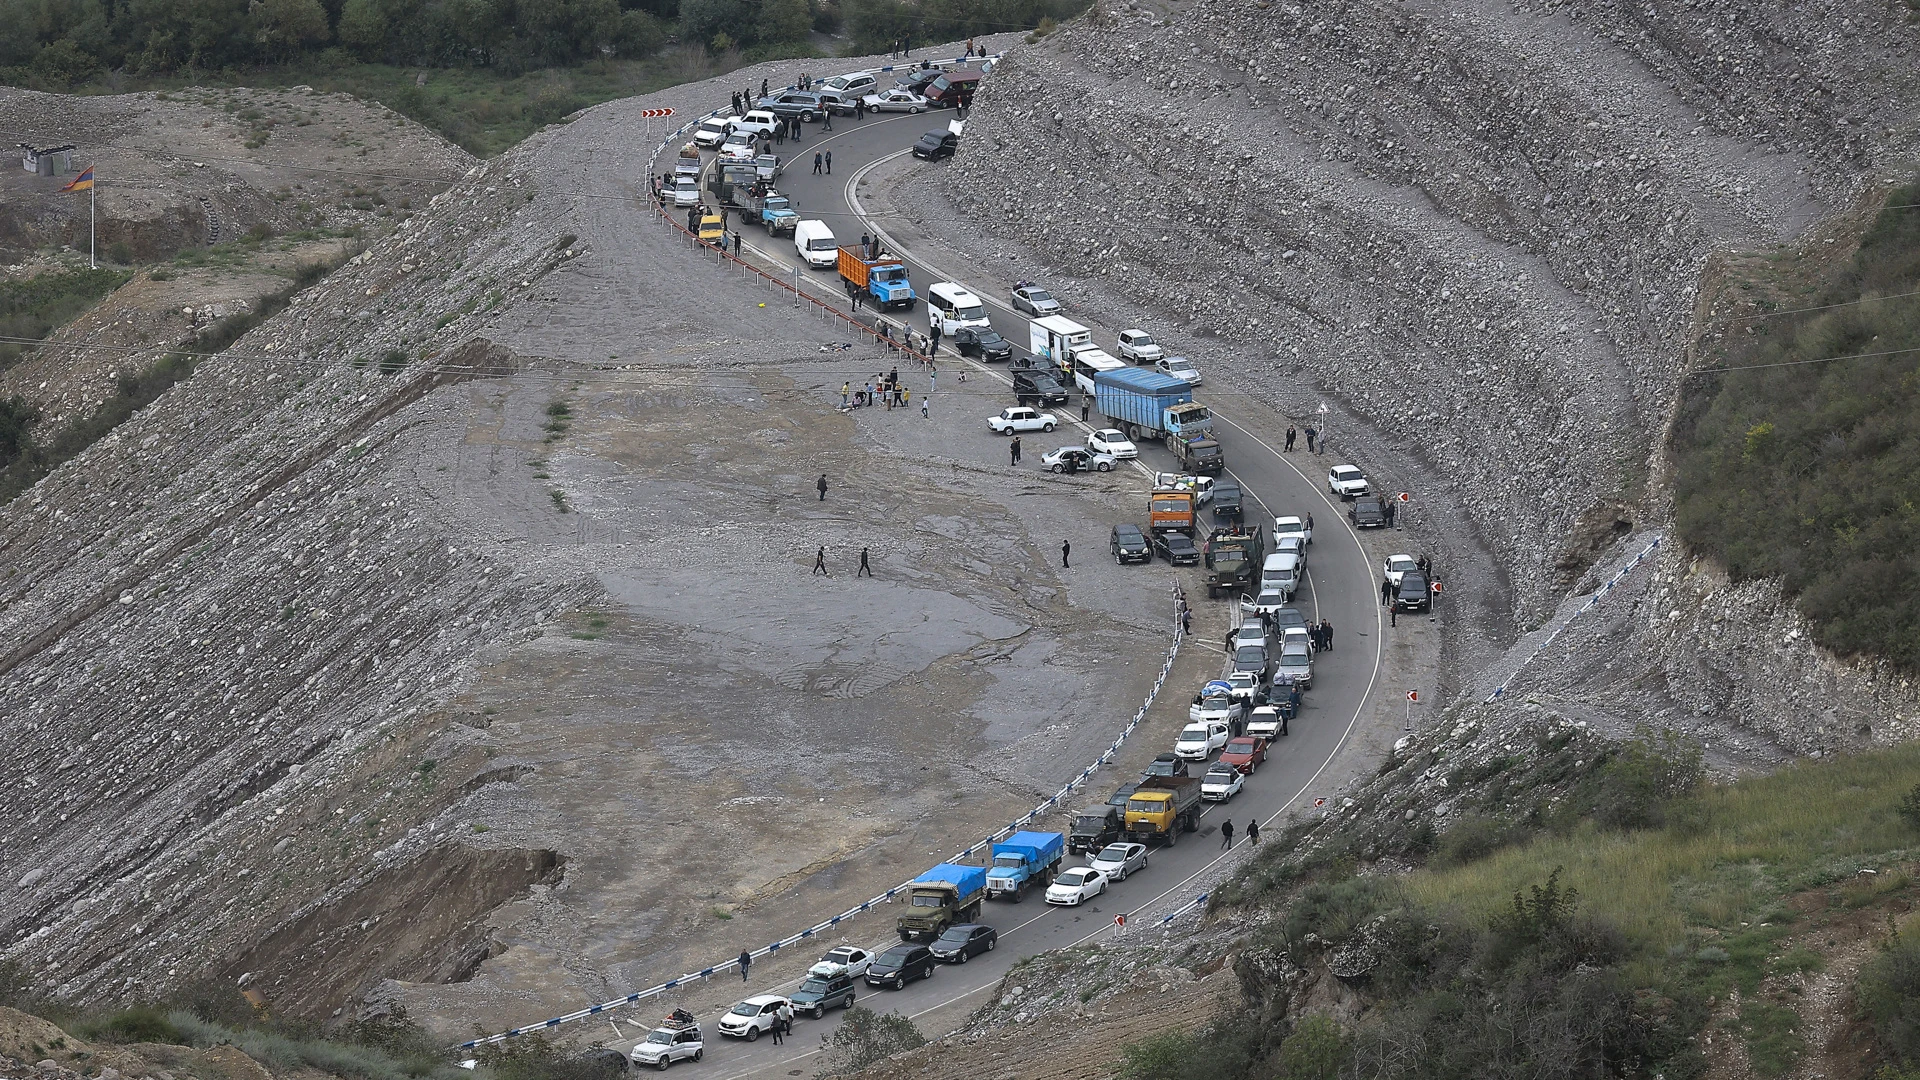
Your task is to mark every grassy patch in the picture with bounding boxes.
[1671,178,1920,669]
[0,269,132,375]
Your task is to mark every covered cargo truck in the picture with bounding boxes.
[984,830,1064,901]
[896,863,986,941]
[1124,776,1202,846]
[1170,430,1225,475]
[837,248,917,309]
[1093,368,1214,443]
[1204,525,1265,598]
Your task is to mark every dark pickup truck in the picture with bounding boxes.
[1069,806,1125,854]
[1349,495,1390,528]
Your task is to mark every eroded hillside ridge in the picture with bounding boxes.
[0,129,600,1004]
[945,0,1920,623]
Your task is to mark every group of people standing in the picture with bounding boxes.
[841,367,912,410]
[1283,425,1322,453]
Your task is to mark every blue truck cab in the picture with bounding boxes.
[984,830,1065,902]
[867,263,915,307]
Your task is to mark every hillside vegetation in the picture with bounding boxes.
[1151,734,1920,1080]
[1,0,1085,154]
[1671,180,1920,670]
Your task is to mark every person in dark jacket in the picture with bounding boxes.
[817,474,829,500]
[739,950,753,980]
[1061,539,1071,568]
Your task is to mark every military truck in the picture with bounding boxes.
[1204,525,1266,598]
[1124,776,1202,846]
[896,863,986,941]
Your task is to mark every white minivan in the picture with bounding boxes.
[1260,552,1303,600]
[926,282,990,335]
[794,220,837,268]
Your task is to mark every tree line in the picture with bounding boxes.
[0,0,1090,85]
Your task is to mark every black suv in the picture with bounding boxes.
[1142,753,1190,779]
[1349,495,1389,528]
[953,325,1013,361]
[1152,530,1200,565]
[1394,571,1433,613]
[867,944,936,988]
[1213,480,1244,523]
[929,924,997,963]
[1105,782,1140,810]
[1111,523,1152,564]
[1070,806,1124,854]
[791,972,857,1017]
[1013,368,1070,406]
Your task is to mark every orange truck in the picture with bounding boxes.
[1149,487,1196,535]
[836,247,918,309]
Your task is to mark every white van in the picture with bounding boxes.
[1260,552,1303,600]
[793,220,837,268]
[926,282,989,335]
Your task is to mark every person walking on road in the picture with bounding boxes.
[1061,540,1071,569]
[821,111,833,132]
[1247,818,1260,845]
[1182,608,1192,636]
[817,473,829,501]
[813,152,824,174]
[1322,619,1334,651]
[858,547,872,576]
[775,1002,793,1043]
[1220,819,1234,849]
[813,547,829,576]
[1285,426,1296,452]
[929,324,942,354]
[1010,436,1022,465]
[1304,426,1318,453]
[1080,396,1091,422]
[921,395,929,419]
[739,950,753,981]
[761,77,769,98]
[824,149,832,173]
[1382,578,1394,607]
[842,382,850,406]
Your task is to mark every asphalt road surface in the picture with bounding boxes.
[613,104,1386,1079]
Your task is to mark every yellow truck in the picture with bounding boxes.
[1124,776,1201,846]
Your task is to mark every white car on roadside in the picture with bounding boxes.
[1156,355,1201,385]
[717,995,790,1040]
[1384,554,1418,587]
[1086,428,1138,459]
[988,407,1058,434]
[1117,329,1164,363]
[720,130,758,162]
[630,1020,704,1069]
[1040,446,1116,473]
[810,946,873,979]
[1223,670,1262,704]
[862,88,928,113]
[1088,842,1149,881]
[1328,465,1369,499]
[1045,866,1109,906]
[1174,720,1231,761]
[1273,535,1308,569]
[1189,688,1243,727]
[1200,762,1244,802]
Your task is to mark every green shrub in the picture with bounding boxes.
[1671,179,1920,669]
[1859,930,1920,1066]
[815,1007,925,1077]
[0,268,132,374]
[1899,783,1920,830]
[77,1005,189,1044]
[378,348,409,374]
[1433,813,1515,867]
[1275,1015,1349,1080]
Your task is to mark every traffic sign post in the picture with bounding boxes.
[641,107,674,135]
[1406,689,1418,731]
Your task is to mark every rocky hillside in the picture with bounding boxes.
[902,0,1920,750]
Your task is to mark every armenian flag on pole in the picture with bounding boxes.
[59,166,95,192]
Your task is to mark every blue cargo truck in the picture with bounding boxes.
[896,863,987,941]
[984,830,1065,902]
[1093,368,1214,442]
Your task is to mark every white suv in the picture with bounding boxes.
[717,995,790,1041]
[1117,329,1163,363]
[1328,465,1369,499]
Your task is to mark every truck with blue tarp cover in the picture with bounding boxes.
[896,863,987,941]
[1093,368,1219,468]
[984,830,1065,902]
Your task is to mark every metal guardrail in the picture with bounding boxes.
[1485,534,1662,703]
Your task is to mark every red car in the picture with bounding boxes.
[1218,736,1268,774]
